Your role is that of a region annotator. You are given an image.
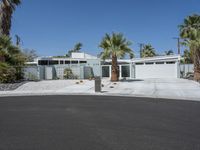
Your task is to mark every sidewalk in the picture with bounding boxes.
[0,78,200,101]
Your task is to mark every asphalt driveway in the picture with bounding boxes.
[0,95,200,150]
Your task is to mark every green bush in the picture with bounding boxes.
[15,66,24,81]
[0,63,16,83]
[63,68,78,79]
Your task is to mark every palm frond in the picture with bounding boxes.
[99,32,134,59]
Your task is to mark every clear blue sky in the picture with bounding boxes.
[11,0,200,57]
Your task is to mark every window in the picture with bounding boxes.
[135,63,144,65]
[102,66,110,77]
[80,61,87,64]
[145,62,154,65]
[65,61,70,64]
[60,60,64,64]
[71,60,78,64]
[156,62,165,64]
[121,66,130,77]
[38,60,48,65]
[49,60,59,65]
[166,61,176,64]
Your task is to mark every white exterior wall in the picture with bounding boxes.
[33,54,181,80]
[71,53,97,59]
[45,66,53,80]
[71,53,85,59]
[135,63,178,79]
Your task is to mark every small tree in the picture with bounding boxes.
[23,49,38,62]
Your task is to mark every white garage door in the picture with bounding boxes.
[135,62,178,78]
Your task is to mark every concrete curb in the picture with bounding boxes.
[0,92,200,102]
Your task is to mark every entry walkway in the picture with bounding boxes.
[0,78,200,101]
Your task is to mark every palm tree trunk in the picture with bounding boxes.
[111,54,119,82]
[0,0,12,36]
[194,48,200,81]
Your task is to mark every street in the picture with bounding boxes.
[0,95,200,150]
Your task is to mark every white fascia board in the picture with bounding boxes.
[132,55,181,63]
[25,62,38,65]
[104,59,131,63]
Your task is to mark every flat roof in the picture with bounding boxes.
[132,55,181,63]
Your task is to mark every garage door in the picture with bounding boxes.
[135,62,178,78]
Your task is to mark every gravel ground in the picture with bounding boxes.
[0,81,28,91]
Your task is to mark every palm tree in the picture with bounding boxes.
[15,34,21,46]
[183,49,193,64]
[99,33,134,82]
[73,42,83,52]
[165,50,174,55]
[66,42,83,57]
[179,14,200,81]
[0,0,21,36]
[141,44,156,58]
[0,34,26,81]
[0,35,23,65]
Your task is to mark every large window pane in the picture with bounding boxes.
[121,66,130,77]
[102,66,110,77]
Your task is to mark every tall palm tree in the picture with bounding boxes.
[99,33,134,81]
[179,14,200,81]
[141,44,156,58]
[0,0,21,36]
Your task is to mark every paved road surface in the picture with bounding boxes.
[0,95,200,150]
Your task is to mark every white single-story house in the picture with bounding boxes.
[25,52,181,80]
[102,55,181,79]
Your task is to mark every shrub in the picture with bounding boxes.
[15,66,24,81]
[63,68,78,79]
[0,63,16,83]
[0,51,6,62]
